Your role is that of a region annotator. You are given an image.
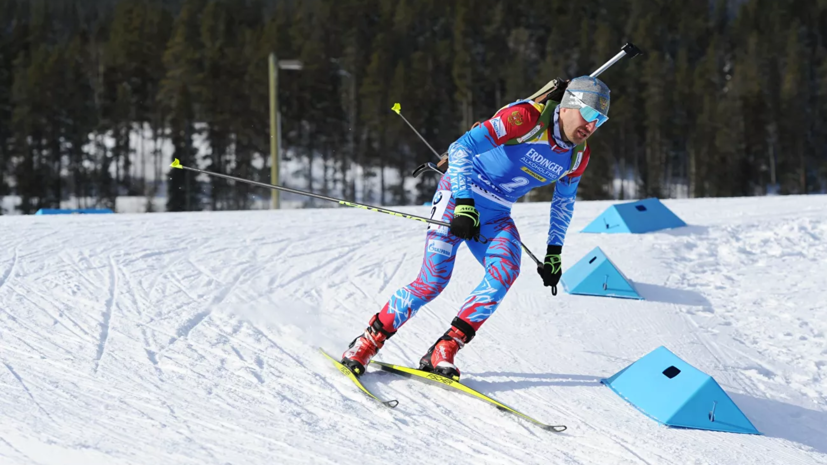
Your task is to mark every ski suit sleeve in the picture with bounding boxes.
[447,103,541,199]
[547,146,591,246]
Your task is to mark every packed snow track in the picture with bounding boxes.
[0,195,825,464]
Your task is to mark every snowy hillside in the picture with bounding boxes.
[0,195,825,465]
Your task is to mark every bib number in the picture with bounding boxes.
[500,176,529,193]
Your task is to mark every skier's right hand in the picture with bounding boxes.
[450,198,481,241]
[537,245,563,295]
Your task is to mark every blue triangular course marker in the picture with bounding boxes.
[561,247,642,300]
[602,346,760,435]
[582,198,686,234]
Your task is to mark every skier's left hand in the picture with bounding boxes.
[537,245,562,295]
[450,198,481,241]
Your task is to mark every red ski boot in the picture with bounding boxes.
[341,314,395,376]
[419,318,476,381]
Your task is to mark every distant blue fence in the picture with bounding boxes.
[35,208,114,215]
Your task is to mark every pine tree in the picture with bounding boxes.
[63,35,98,207]
[0,0,19,209]
[817,52,827,192]
[780,21,808,194]
[11,48,49,213]
[502,27,533,104]
[691,36,723,198]
[641,51,666,198]
[2,0,827,214]
[199,0,235,210]
[105,0,172,200]
[452,0,474,132]
[160,0,205,212]
[576,18,618,201]
[358,38,387,204]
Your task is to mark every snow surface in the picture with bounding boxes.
[0,195,825,465]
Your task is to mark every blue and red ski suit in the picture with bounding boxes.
[377,100,591,335]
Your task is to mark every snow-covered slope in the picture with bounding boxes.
[0,195,825,465]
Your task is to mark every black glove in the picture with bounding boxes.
[537,245,562,295]
[450,198,480,241]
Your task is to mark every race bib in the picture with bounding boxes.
[427,190,452,235]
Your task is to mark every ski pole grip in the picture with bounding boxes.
[622,42,643,59]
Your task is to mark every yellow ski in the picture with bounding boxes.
[371,360,566,432]
[319,349,398,408]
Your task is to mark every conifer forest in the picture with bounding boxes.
[0,0,825,214]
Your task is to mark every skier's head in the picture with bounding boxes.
[558,76,610,145]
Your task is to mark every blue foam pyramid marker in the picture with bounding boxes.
[561,247,642,300]
[582,198,686,234]
[602,346,760,435]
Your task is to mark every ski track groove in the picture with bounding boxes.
[170,311,211,346]
[61,250,105,295]
[162,264,252,351]
[145,247,195,301]
[159,401,220,462]
[7,285,93,343]
[139,323,164,378]
[244,323,325,384]
[680,307,759,396]
[53,307,94,339]
[146,396,305,457]
[136,322,233,366]
[0,246,18,296]
[349,280,374,303]
[0,436,32,463]
[551,396,662,464]
[377,252,407,295]
[7,334,51,360]
[94,255,118,374]
[0,199,824,464]
[3,361,54,423]
[0,306,76,356]
[113,260,148,322]
[205,328,280,376]
[185,256,221,284]
[279,246,359,288]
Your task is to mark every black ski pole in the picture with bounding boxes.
[391,103,443,161]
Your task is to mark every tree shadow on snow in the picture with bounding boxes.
[460,371,603,394]
[634,282,713,307]
[731,393,827,454]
